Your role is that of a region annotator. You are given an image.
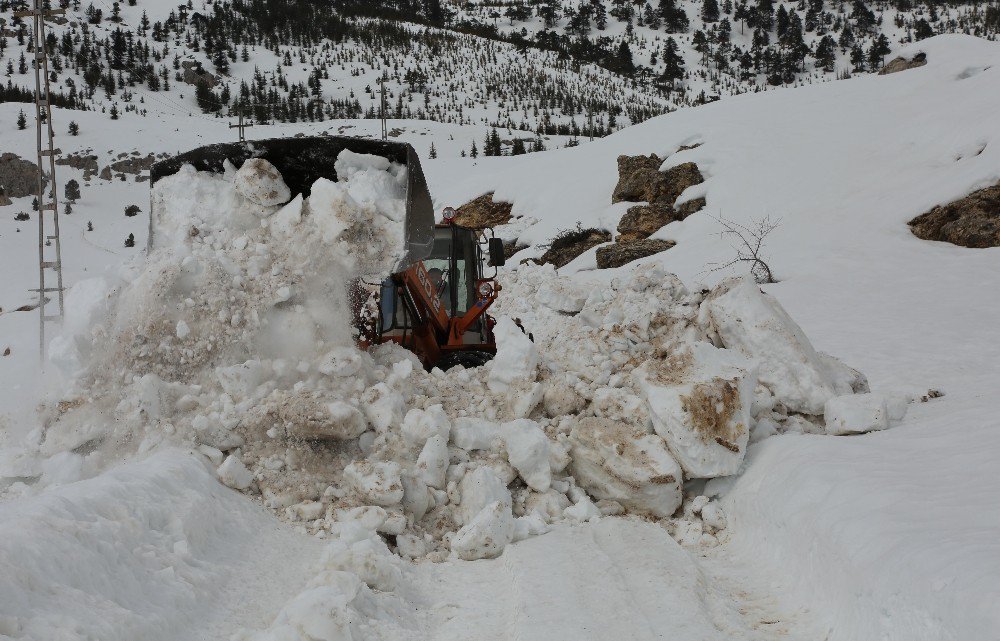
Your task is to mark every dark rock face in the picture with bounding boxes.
[181,60,218,87]
[596,239,676,269]
[613,154,705,242]
[0,153,46,198]
[111,153,158,175]
[908,184,1000,248]
[879,52,927,75]
[617,204,682,243]
[537,228,612,268]
[454,192,513,229]
[56,153,100,180]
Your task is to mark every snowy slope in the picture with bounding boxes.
[435,33,1000,641]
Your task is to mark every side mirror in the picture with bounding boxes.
[488,237,506,267]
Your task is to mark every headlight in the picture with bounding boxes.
[478,281,493,298]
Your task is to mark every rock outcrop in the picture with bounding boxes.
[878,52,927,75]
[908,183,1000,248]
[536,227,611,268]
[181,60,218,87]
[596,238,675,269]
[454,192,513,228]
[0,153,46,198]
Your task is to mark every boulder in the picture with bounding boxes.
[0,153,46,198]
[454,192,513,228]
[181,60,218,87]
[699,277,855,415]
[0,193,11,207]
[908,183,1000,248]
[675,196,706,219]
[612,154,666,203]
[878,52,927,75]
[596,238,675,269]
[536,227,611,268]
[568,417,683,518]
[634,341,757,478]
[661,162,705,205]
[617,203,681,242]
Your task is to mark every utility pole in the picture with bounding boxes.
[16,0,66,360]
[379,73,388,141]
[229,110,253,142]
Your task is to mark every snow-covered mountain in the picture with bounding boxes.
[1,8,999,641]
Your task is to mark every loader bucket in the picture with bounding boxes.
[148,136,435,270]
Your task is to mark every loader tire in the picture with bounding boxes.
[437,350,494,371]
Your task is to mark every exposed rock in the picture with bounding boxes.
[908,183,1000,248]
[612,154,704,208]
[596,238,675,269]
[503,239,527,260]
[0,193,11,207]
[0,153,46,198]
[612,154,665,203]
[99,166,112,181]
[536,227,611,268]
[617,203,680,242]
[879,52,927,75]
[56,153,100,180]
[110,153,157,176]
[182,61,218,87]
[568,417,683,518]
[675,196,706,219]
[454,192,513,229]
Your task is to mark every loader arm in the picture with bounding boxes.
[400,261,451,335]
[450,283,501,341]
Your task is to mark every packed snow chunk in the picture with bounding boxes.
[334,150,407,222]
[286,401,367,442]
[400,471,433,521]
[487,317,538,393]
[535,274,590,313]
[401,404,451,448]
[321,524,401,591]
[175,319,191,339]
[564,496,602,523]
[343,460,404,507]
[451,500,515,561]
[458,465,512,525]
[824,393,890,435]
[451,417,500,451]
[699,277,856,415]
[542,382,586,418]
[234,157,291,207]
[500,419,552,492]
[270,193,303,236]
[258,574,364,641]
[635,342,757,478]
[568,418,683,518]
[512,511,550,542]
[215,360,272,399]
[361,383,405,433]
[416,435,449,490]
[217,454,254,490]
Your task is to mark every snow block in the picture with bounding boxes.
[634,342,757,478]
[451,500,515,561]
[234,158,291,207]
[500,419,552,492]
[401,404,452,449]
[699,277,853,415]
[451,417,500,451]
[824,393,890,435]
[458,465,513,526]
[415,435,449,490]
[217,455,254,490]
[286,400,367,441]
[488,317,538,393]
[568,418,683,518]
[343,460,404,507]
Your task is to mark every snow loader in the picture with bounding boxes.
[149,136,506,370]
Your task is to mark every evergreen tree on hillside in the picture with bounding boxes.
[64,179,81,203]
[68,120,79,135]
[703,0,720,23]
[659,37,686,90]
[537,0,560,28]
[615,40,635,76]
[659,0,689,32]
[17,110,27,130]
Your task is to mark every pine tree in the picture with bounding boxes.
[616,41,635,76]
[65,179,81,202]
[124,233,135,247]
[703,0,720,23]
[124,204,141,217]
[68,120,79,135]
[429,142,437,159]
[470,140,478,158]
[511,138,527,155]
[32,197,39,211]
[64,202,72,215]
[17,110,27,130]
[914,19,933,41]
[659,37,686,90]
[110,104,119,120]
[87,221,94,231]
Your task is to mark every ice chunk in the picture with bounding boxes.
[217,455,254,490]
[451,500,515,561]
[234,158,290,207]
[488,317,538,393]
[634,342,757,478]
[569,418,683,518]
[500,419,551,492]
[564,496,602,522]
[824,393,890,435]
[361,383,405,433]
[699,277,851,415]
[458,465,512,526]
[343,460,404,507]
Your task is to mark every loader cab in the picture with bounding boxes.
[380,224,487,329]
